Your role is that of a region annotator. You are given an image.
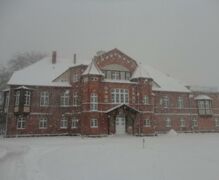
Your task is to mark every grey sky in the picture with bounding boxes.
[0,0,219,87]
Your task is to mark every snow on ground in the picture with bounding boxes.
[1,134,219,180]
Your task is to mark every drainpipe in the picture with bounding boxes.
[5,88,11,137]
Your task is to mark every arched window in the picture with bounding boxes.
[90,93,98,111]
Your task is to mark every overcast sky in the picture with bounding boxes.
[0,0,219,87]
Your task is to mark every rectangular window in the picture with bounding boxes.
[73,73,79,82]
[125,72,131,80]
[165,118,171,127]
[39,117,48,129]
[40,91,49,106]
[120,71,125,80]
[17,116,25,129]
[60,116,68,129]
[60,91,70,106]
[90,93,98,111]
[24,91,31,106]
[73,92,79,106]
[111,89,129,104]
[177,97,184,109]
[111,71,120,80]
[90,118,98,128]
[192,118,198,127]
[71,118,78,128]
[15,91,20,106]
[197,100,212,115]
[144,119,151,127]
[180,118,185,127]
[143,96,149,105]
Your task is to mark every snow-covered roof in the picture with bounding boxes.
[8,50,190,92]
[8,56,85,87]
[194,95,212,100]
[130,63,151,80]
[82,59,104,76]
[142,65,190,92]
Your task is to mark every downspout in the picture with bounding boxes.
[5,88,11,137]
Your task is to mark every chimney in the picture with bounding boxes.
[52,51,56,64]
[73,53,76,64]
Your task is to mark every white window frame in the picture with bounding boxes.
[17,116,25,129]
[180,117,185,128]
[90,93,98,111]
[73,73,79,82]
[73,92,79,106]
[15,91,20,106]
[111,89,129,104]
[192,118,198,128]
[144,119,151,127]
[60,91,70,107]
[165,118,171,128]
[60,116,68,129]
[163,96,169,108]
[143,95,149,105]
[24,91,31,106]
[177,96,184,109]
[40,91,49,106]
[39,117,48,129]
[71,118,78,129]
[90,118,98,128]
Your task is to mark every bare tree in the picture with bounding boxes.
[0,51,47,91]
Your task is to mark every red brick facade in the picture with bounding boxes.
[3,49,219,137]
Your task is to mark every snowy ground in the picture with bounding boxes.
[0,134,219,180]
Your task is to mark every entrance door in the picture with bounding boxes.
[115,117,126,135]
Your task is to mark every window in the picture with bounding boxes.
[73,92,79,106]
[215,118,219,127]
[165,118,171,127]
[73,73,79,82]
[39,117,48,129]
[60,91,70,106]
[143,96,149,105]
[177,96,184,109]
[60,116,68,129]
[17,116,25,129]
[112,71,120,80]
[125,72,131,80]
[111,89,129,104]
[180,117,185,128]
[160,96,169,108]
[197,100,212,115]
[144,119,151,127]
[15,91,20,106]
[40,91,49,106]
[192,118,198,128]
[24,91,31,106]
[90,93,98,111]
[90,118,98,128]
[71,118,78,128]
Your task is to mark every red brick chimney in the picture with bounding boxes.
[73,53,76,64]
[52,51,56,64]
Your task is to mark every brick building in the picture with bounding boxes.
[2,49,219,137]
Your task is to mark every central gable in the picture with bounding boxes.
[95,48,138,73]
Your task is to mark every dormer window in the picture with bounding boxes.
[195,95,212,116]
